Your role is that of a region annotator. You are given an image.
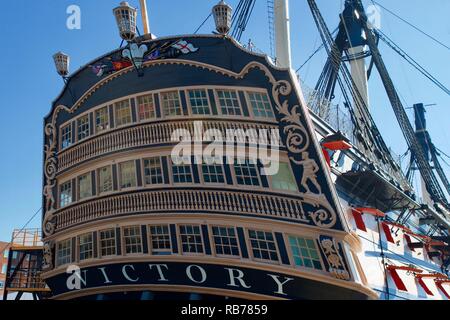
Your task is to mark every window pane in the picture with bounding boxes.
[78,173,92,200]
[288,235,322,270]
[95,107,110,133]
[60,181,72,208]
[79,233,93,261]
[234,159,260,186]
[149,225,171,255]
[248,230,278,262]
[143,157,163,185]
[98,166,113,194]
[272,162,298,191]
[172,163,193,184]
[100,229,116,257]
[188,90,210,115]
[120,161,137,189]
[56,239,72,266]
[212,226,239,257]
[248,92,274,118]
[161,91,182,117]
[179,225,204,254]
[115,99,132,127]
[61,125,72,149]
[202,159,225,184]
[217,90,241,115]
[123,226,142,254]
[77,115,90,141]
[137,94,156,121]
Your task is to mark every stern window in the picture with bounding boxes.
[149,225,172,255]
[77,115,90,141]
[188,89,211,115]
[56,239,72,266]
[248,230,278,262]
[217,90,242,116]
[248,92,274,118]
[161,91,182,117]
[61,124,72,149]
[288,236,322,270]
[115,99,132,127]
[79,233,93,261]
[123,226,143,254]
[137,94,156,121]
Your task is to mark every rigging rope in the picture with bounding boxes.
[194,12,212,34]
[370,0,450,52]
[295,28,338,73]
[231,0,256,41]
[375,29,450,96]
[0,207,42,257]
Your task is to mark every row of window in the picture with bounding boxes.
[55,224,324,272]
[58,156,298,208]
[60,88,276,150]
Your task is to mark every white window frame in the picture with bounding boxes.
[160,90,183,118]
[77,114,90,142]
[269,161,298,192]
[78,172,93,200]
[246,91,275,119]
[211,226,240,258]
[215,89,242,116]
[187,89,211,115]
[136,94,156,122]
[179,225,204,255]
[97,165,113,195]
[99,229,116,258]
[142,157,164,186]
[95,106,110,134]
[114,99,132,127]
[122,225,143,255]
[247,229,279,263]
[119,160,137,190]
[60,124,73,150]
[148,225,172,255]
[233,158,261,187]
[59,180,73,208]
[56,238,72,266]
[78,233,94,261]
[287,235,324,271]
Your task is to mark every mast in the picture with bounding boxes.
[413,103,432,204]
[348,46,369,108]
[342,1,370,108]
[139,0,150,35]
[274,0,292,68]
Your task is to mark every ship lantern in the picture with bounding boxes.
[212,0,232,35]
[53,52,70,77]
[113,1,138,41]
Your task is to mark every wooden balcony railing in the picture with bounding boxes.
[53,188,309,233]
[57,119,280,173]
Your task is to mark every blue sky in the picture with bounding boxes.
[0,0,449,241]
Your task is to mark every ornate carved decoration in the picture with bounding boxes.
[42,240,55,271]
[319,235,350,281]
